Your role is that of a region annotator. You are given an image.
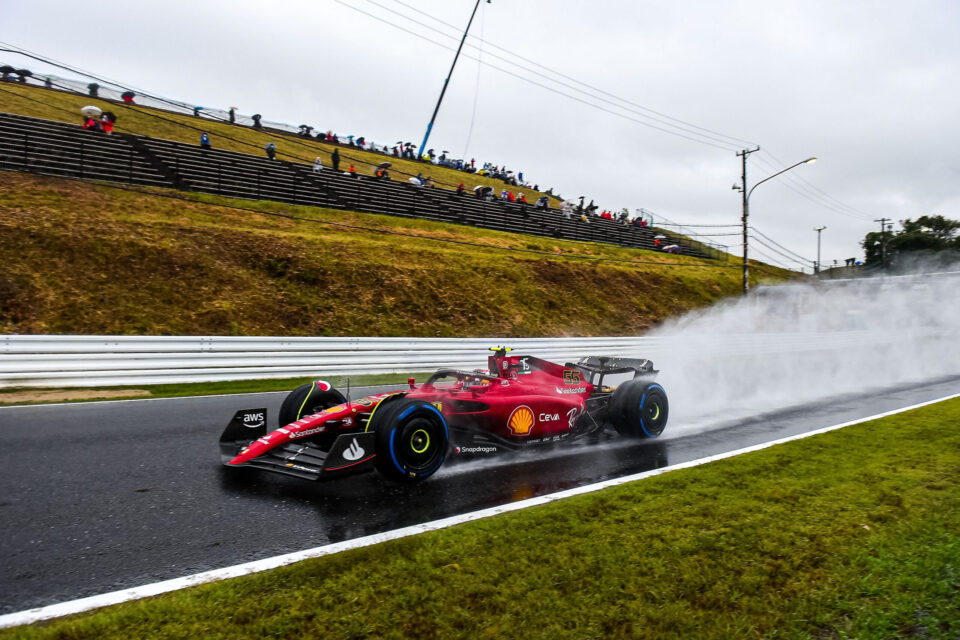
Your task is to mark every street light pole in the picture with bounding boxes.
[814,225,827,274]
[418,0,488,159]
[736,147,759,296]
[736,153,818,294]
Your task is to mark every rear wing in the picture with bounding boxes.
[566,356,657,386]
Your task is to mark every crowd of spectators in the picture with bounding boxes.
[12,64,671,247]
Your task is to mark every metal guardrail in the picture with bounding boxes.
[0,333,893,388]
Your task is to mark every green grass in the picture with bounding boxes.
[0,371,434,406]
[6,398,959,639]
[0,172,790,337]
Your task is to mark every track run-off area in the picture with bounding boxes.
[2,374,959,625]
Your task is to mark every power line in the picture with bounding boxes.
[749,226,814,263]
[751,236,810,268]
[333,0,740,152]
[364,0,746,150]
[750,153,873,222]
[763,149,873,219]
[748,244,800,271]
[388,0,758,149]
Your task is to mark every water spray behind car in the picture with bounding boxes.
[648,268,960,436]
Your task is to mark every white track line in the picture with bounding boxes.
[2,391,958,629]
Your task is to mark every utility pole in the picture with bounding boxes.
[735,147,760,295]
[814,225,827,274]
[418,0,488,160]
[874,218,890,269]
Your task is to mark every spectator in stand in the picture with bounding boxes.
[536,195,549,211]
[347,164,357,177]
[228,107,236,124]
[518,171,524,183]
[500,189,509,201]
[264,142,277,160]
[87,82,99,97]
[193,106,203,117]
[100,114,115,135]
[44,77,53,89]
[415,172,425,186]
[470,158,475,168]
[654,237,662,249]
[533,184,539,191]
[252,114,263,129]
[200,132,212,150]
[457,182,465,195]
[507,191,516,203]
[82,116,101,132]
[121,91,135,104]
[331,149,341,172]
[518,193,527,204]
[313,156,323,172]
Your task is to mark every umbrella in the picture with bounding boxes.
[472,185,487,191]
[377,161,392,169]
[81,105,102,118]
[654,234,667,239]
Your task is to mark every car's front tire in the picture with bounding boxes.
[370,398,448,481]
[610,380,669,438]
[278,381,346,426]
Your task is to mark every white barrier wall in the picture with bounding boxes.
[0,333,891,388]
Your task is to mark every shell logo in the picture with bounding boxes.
[508,405,535,436]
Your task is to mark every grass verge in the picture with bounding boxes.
[0,173,790,336]
[0,371,432,406]
[5,398,959,638]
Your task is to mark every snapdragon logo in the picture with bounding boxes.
[455,446,497,454]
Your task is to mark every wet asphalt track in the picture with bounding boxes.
[2,375,959,614]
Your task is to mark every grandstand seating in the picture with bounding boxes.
[0,111,714,258]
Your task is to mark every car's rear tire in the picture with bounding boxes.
[278,381,346,426]
[610,380,669,438]
[370,398,448,481]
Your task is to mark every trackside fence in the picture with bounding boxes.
[0,333,895,388]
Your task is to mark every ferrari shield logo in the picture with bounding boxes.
[508,406,535,436]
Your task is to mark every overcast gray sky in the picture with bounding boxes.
[5,0,959,268]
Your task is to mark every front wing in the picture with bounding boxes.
[219,408,377,480]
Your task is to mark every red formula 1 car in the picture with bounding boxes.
[219,347,668,482]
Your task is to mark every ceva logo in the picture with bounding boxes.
[508,406,535,436]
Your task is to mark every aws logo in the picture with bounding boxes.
[508,405,535,436]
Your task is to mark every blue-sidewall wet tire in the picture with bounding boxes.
[611,380,669,438]
[371,398,448,482]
